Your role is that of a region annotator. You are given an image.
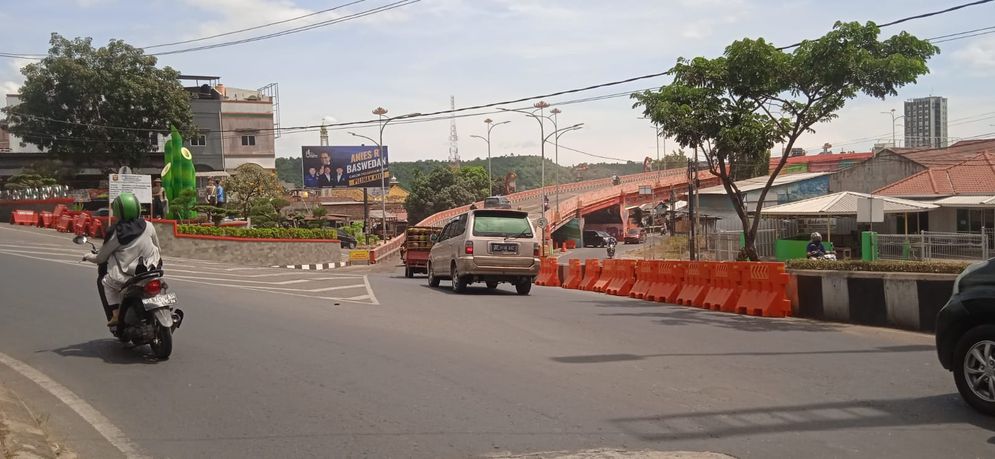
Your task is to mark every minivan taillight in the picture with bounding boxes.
[465,241,474,255]
[144,279,162,297]
[534,243,541,257]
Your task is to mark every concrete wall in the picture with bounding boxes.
[829,151,925,193]
[152,221,341,267]
[188,98,224,171]
[788,269,956,332]
[929,207,957,232]
[221,100,275,169]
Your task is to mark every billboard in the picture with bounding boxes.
[301,146,390,188]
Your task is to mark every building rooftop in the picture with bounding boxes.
[768,152,872,166]
[874,152,995,197]
[698,172,829,195]
[893,139,995,168]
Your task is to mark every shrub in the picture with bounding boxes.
[785,259,972,274]
[177,224,338,240]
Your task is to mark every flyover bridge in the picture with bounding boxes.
[370,168,719,263]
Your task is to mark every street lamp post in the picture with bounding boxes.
[550,108,562,219]
[882,108,905,148]
[470,118,510,194]
[349,109,421,241]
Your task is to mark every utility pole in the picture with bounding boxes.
[449,96,460,168]
[687,158,697,260]
[551,107,562,220]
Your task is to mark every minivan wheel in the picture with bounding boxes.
[451,264,467,293]
[954,324,995,415]
[427,262,440,288]
[516,281,532,295]
[486,281,499,290]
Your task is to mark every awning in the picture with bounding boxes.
[760,191,937,216]
[931,195,995,208]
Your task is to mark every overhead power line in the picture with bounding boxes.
[143,0,368,49]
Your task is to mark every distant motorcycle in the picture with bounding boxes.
[75,235,183,359]
[807,252,837,261]
[606,238,617,259]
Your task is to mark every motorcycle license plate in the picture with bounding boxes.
[142,292,177,310]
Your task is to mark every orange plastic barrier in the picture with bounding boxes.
[37,211,54,228]
[702,262,742,312]
[561,259,583,289]
[87,217,105,238]
[605,260,636,296]
[647,261,685,303]
[52,204,68,219]
[535,258,561,287]
[566,240,577,250]
[10,210,38,225]
[54,214,73,232]
[592,259,616,293]
[674,261,712,307]
[629,260,657,299]
[72,213,90,235]
[735,262,791,317]
[579,259,602,291]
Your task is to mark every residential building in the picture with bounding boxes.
[3,95,44,153]
[0,124,9,152]
[180,75,279,171]
[829,139,995,194]
[904,96,948,149]
[697,172,831,228]
[874,152,995,233]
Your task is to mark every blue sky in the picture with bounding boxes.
[1,0,994,165]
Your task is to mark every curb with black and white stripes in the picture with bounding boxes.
[272,261,349,271]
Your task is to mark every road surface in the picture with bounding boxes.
[1,224,993,458]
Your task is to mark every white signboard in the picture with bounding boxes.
[857,196,884,223]
[108,173,153,204]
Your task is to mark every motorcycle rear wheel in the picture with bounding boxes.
[149,324,172,360]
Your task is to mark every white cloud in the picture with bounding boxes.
[952,36,995,76]
[0,58,31,96]
[179,0,318,38]
[73,0,113,7]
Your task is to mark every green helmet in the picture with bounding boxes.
[112,192,141,221]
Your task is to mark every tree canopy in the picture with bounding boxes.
[223,163,286,218]
[2,34,193,168]
[633,21,938,260]
[404,165,491,224]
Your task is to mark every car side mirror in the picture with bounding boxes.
[72,235,88,245]
[430,234,438,242]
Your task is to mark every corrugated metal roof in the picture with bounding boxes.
[896,139,995,167]
[931,196,995,207]
[760,191,936,216]
[699,172,829,195]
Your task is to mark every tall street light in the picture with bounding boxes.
[882,108,905,148]
[470,118,511,194]
[541,123,583,247]
[550,108,562,219]
[349,110,422,241]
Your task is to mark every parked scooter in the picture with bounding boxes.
[75,235,183,359]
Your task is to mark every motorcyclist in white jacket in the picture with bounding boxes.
[84,192,162,327]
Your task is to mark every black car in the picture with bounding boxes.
[936,259,995,415]
[583,230,611,248]
[338,233,358,249]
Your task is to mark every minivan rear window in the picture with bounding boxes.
[472,212,533,238]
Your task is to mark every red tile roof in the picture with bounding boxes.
[874,152,995,197]
[895,139,995,167]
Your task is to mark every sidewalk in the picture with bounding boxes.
[0,384,73,458]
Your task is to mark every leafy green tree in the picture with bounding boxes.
[275,157,303,188]
[405,165,491,224]
[633,21,937,260]
[170,189,198,221]
[3,34,192,168]
[651,150,692,171]
[223,163,286,218]
[248,198,281,228]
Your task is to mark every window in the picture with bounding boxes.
[241,135,256,146]
[452,214,468,236]
[190,134,207,146]
[439,222,454,241]
[472,211,533,238]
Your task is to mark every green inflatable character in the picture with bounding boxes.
[162,126,197,219]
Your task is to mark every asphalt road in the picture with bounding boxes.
[1,224,994,458]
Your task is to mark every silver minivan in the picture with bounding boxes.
[427,209,540,295]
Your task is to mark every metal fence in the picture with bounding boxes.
[879,229,991,261]
[705,219,799,261]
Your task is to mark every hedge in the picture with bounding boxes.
[785,259,972,274]
[177,225,338,240]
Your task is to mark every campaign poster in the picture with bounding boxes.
[301,146,390,188]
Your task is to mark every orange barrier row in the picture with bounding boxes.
[535,258,561,287]
[54,214,73,232]
[10,210,38,225]
[542,257,791,318]
[561,259,583,290]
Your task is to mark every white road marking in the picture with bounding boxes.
[167,275,353,285]
[249,283,367,293]
[364,275,381,305]
[0,352,148,458]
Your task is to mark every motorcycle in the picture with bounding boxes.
[74,235,183,359]
[606,239,617,259]
[807,251,838,261]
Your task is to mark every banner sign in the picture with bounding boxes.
[108,173,152,204]
[301,146,390,189]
